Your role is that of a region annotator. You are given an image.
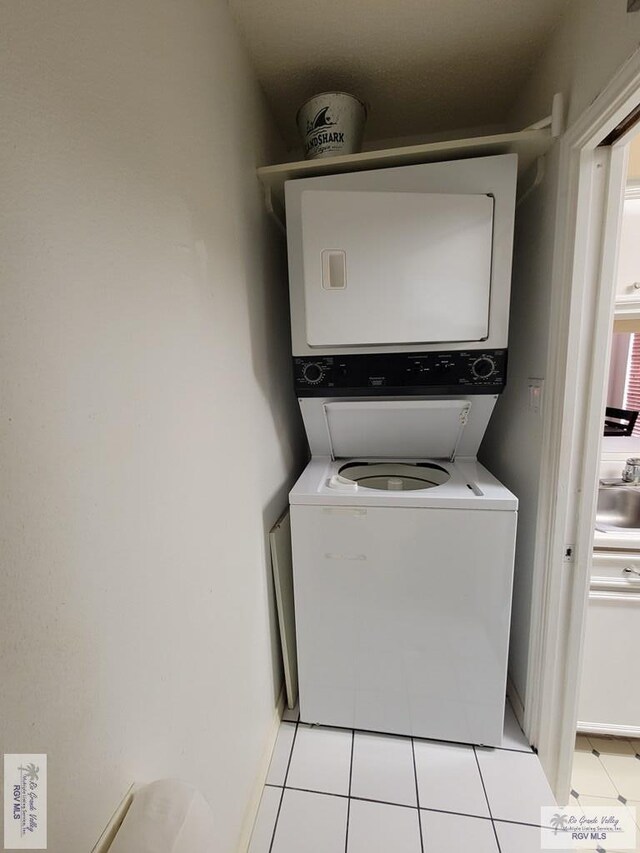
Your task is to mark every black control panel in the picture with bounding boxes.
[293,349,507,396]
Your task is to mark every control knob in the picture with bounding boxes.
[471,356,496,380]
[301,362,325,385]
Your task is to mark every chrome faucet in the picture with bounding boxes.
[623,457,640,484]
[600,457,640,488]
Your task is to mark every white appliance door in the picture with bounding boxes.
[291,504,516,745]
[301,190,494,347]
[323,399,470,460]
[299,394,498,459]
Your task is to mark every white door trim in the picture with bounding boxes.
[525,49,640,801]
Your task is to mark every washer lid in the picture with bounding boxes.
[318,399,471,460]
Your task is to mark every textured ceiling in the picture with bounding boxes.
[229,0,570,150]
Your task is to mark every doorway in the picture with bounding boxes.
[568,133,640,816]
[525,52,640,807]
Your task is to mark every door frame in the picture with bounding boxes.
[525,51,640,801]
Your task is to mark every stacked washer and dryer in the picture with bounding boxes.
[285,154,518,748]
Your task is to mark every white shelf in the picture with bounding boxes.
[257,126,556,227]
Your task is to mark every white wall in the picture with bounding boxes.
[481,0,640,707]
[0,2,305,850]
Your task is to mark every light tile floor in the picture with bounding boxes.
[248,702,573,853]
[571,734,640,851]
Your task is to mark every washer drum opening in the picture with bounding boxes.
[337,461,450,492]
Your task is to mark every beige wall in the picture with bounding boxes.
[482,0,640,706]
[508,0,640,130]
[0,1,304,850]
[628,135,640,179]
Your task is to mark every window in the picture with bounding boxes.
[607,332,640,436]
[625,333,640,431]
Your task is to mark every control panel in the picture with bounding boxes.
[293,349,507,396]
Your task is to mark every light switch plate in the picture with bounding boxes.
[528,378,545,415]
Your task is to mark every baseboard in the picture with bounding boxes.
[577,721,640,738]
[236,687,286,853]
[91,783,137,853]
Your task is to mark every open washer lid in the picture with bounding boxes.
[325,399,468,459]
[298,395,498,460]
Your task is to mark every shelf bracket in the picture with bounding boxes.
[523,92,564,139]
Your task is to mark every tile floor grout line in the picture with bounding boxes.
[281,784,423,809]
[473,745,502,853]
[277,782,554,826]
[268,719,299,853]
[285,785,349,800]
[419,807,491,822]
[351,796,476,815]
[493,817,559,829]
[594,749,628,802]
[344,729,355,853]
[267,786,286,853]
[411,738,425,853]
[472,747,494,819]
[281,719,299,788]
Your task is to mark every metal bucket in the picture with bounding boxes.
[297,92,367,160]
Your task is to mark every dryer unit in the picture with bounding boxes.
[285,153,518,360]
[285,154,519,746]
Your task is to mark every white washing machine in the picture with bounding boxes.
[284,154,519,746]
[289,396,517,746]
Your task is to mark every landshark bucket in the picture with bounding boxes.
[297,92,367,160]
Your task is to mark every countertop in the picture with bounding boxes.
[593,528,640,550]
